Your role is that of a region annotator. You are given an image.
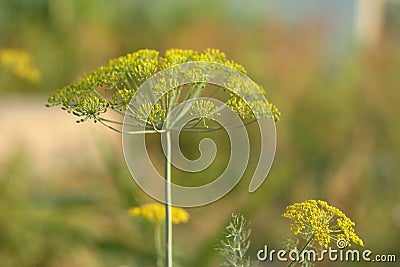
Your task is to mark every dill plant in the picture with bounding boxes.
[46,48,280,266]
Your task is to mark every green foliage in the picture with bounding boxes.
[217,214,256,267]
[0,150,158,267]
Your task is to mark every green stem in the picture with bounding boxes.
[288,235,314,267]
[165,130,173,267]
[155,223,163,267]
[97,119,160,134]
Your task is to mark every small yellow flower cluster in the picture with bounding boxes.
[160,49,199,69]
[132,102,167,128]
[109,49,160,83]
[283,199,364,248]
[74,95,109,123]
[111,88,136,110]
[190,99,220,127]
[227,96,251,119]
[0,49,41,83]
[223,76,281,121]
[160,48,246,73]
[250,101,280,121]
[129,203,190,224]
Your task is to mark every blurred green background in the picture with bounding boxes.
[1,0,399,266]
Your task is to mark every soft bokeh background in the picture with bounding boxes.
[1,0,399,266]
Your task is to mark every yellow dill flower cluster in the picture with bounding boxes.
[0,49,41,83]
[223,77,281,121]
[160,49,199,69]
[74,95,109,123]
[47,48,280,126]
[283,199,364,248]
[190,99,220,127]
[131,102,167,128]
[129,203,190,224]
[159,48,246,73]
[111,88,137,110]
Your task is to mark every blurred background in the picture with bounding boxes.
[1,0,399,266]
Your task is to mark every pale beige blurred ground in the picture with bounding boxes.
[0,95,119,175]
